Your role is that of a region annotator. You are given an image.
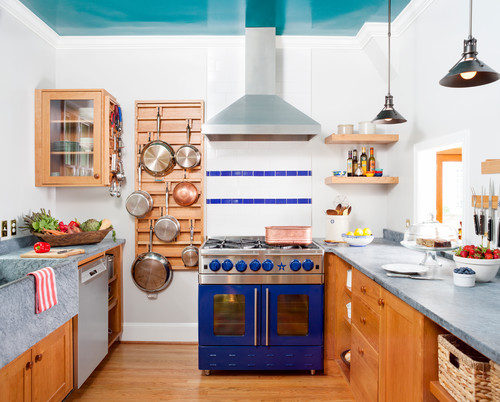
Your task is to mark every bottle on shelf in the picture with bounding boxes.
[360,147,368,176]
[347,150,353,177]
[352,149,358,175]
[369,147,376,172]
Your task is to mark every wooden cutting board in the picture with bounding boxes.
[20,248,85,258]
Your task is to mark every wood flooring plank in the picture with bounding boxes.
[68,344,353,401]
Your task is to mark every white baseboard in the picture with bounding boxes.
[122,322,198,342]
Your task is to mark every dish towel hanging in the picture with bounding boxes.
[27,267,58,314]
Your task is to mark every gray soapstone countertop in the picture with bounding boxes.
[0,238,125,368]
[317,238,500,364]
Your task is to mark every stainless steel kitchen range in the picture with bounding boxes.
[198,237,324,375]
[4,0,500,401]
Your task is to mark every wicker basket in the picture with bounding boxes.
[438,334,492,401]
[491,361,500,400]
[32,228,112,247]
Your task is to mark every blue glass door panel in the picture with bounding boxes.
[199,285,259,346]
[262,284,323,346]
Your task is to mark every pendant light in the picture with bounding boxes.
[439,0,500,87]
[372,0,406,125]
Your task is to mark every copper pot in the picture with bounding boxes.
[265,226,312,246]
[173,181,199,207]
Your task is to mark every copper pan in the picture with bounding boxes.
[173,171,199,207]
[265,226,312,246]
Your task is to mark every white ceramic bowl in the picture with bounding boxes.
[453,255,500,282]
[453,272,476,287]
[342,234,374,247]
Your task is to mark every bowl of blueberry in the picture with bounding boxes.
[453,267,476,287]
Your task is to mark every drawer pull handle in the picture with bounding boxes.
[26,361,33,370]
[378,298,385,306]
[360,286,366,294]
[358,347,364,356]
[35,354,43,362]
[360,316,366,324]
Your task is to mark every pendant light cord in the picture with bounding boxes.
[387,0,391,96]
[468,0,473,38]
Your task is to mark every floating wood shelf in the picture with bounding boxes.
[325,134,399,144]
[481,159,500,174]
[429,381,455,402]
[325,176,399,184]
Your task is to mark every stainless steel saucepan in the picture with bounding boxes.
[154,182,181,242]
[125,165,153,217]
[140,107,175,176]
[131,221,172,299]
[175,119,201,169]
[181,220,199,267]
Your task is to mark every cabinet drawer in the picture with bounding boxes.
[352,295,380,351]
[352,269,382,313]
[351,325,379,402]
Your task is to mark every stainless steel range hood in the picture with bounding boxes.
[202,28,321,141]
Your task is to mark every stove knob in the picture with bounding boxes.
[222,259,234,271]
[235,260,247,272]
[249,259,261,271]
[209,259,221,272]
[302,259,314,271]
[290,259,301,271]
[262,259,274,271]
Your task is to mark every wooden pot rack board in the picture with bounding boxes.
[135,100,205,271]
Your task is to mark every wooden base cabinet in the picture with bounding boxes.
[0,320,73,402]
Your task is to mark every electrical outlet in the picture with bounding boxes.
[1,221,7,237]
[10,220,16,236]
[405,219,411,228]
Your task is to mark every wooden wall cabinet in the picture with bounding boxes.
[35,89,119,187]
[0,320,73,402]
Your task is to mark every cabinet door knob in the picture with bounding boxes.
[35,354,43,362]
[94,173,100,179]
[358,347,364,356]
[360,286,366,294]
[26,361,33,370]
[360,316,366,324]
[378,298,385,306]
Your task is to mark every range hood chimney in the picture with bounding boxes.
[202,27,321,141]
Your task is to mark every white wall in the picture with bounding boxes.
[0,6,56,230]
[387,0,500,245]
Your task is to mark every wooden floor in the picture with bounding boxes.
[68,344,354,401]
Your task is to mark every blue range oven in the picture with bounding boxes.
[198,237,324,375]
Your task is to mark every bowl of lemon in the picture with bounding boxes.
[342,228,374,247]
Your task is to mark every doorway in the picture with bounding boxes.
[436,148,463,230]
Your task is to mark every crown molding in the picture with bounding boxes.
[1,0,436,50]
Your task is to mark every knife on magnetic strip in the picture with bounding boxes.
[488,180,494,243]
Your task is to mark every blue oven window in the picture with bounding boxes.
[277,294,309,336]
[213,294,245,336]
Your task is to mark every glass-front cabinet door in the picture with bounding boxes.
[35,90,113,187]
[199,285,259,346]
[263,284,323,346]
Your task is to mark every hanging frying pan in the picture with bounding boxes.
[154,182,181,242]
[125,164,153,217]
[172,170,199,207]
[131,221,172,299]
[140,107,175,176]
[175,119,201,169]
[181,220,199,267]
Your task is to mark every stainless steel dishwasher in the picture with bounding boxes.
[76,256,108,388]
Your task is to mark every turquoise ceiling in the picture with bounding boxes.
[18,0,410,36]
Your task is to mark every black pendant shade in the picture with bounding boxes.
[439,1,499,88]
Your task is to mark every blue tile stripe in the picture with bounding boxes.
[207,198,312,204]
[207,170,312,177]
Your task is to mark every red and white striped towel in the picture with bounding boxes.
[27,267,58,314]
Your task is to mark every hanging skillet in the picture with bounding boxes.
[175,119,201,169]
[140,107,175,176]
[154,182,181,242]
[181,220,199,267]
[125,164,153,217]
[172,170,199,207]
[131,221,172,299]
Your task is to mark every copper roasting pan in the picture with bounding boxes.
[265,226,312,246]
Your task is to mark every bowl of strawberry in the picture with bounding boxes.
[453,245,500,282]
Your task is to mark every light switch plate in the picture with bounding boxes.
[1,221,7,237]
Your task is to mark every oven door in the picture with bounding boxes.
[199,285,259,346]
[262,284,323,346]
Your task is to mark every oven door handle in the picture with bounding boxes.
[254,287,258,346]
[265,287,269,346]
